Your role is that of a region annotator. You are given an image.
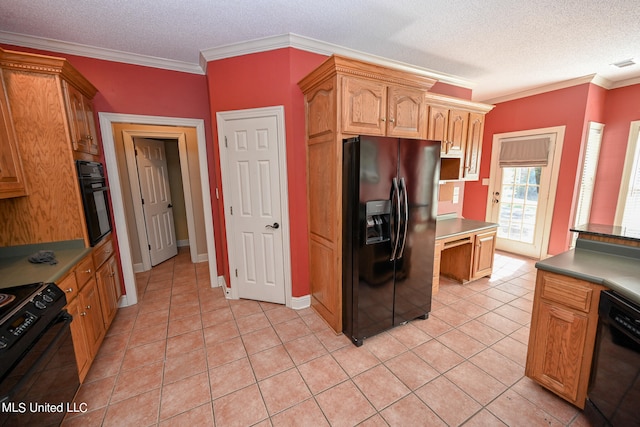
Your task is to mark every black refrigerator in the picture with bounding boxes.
[342,135,440,346]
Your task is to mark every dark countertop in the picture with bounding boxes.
[0,240,91,289]
[571,223,640,242]
[535,239,640,304]
[436,216,498,240]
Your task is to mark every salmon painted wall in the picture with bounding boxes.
[206,48,327,297]
[1,43,219,279]
[463,83,593,255]
[590,84,640,224]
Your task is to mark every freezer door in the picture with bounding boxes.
[342,135,398,345]
[394,139,441,324]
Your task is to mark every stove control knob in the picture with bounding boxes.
[42,294,53,303]
[0,338,7,350]
[34,300,46,310]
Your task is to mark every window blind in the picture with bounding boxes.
[499,137,551,167]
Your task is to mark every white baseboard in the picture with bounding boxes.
[177,239,190,247]
[132,263,145,273]
[197,253,209,263]
[290,295,311,310]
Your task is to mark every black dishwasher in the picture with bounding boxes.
[587,290,640,427]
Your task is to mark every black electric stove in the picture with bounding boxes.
[0,283,67,382]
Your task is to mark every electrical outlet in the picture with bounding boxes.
[453,187,460,204]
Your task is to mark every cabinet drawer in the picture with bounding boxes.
[540,274,593,313]
[57,272,79,303]
[75,256,95,288]
[93,238,114,269]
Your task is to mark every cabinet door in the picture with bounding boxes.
[427,105,449,153]
[96,256,119,329]
[447,109,468,156]
[341,77,386,136]
[386,86,426,138]
[79,278,105,358]
[472,229,496,278]
[66,297,91,381]
[0,72,28,199]
[63,82,99,156]
[463,113,485,180]
[528,301,588,403]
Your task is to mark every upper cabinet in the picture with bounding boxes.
[342,76,428,139]
[425,93,493,181]
[0,47,99,246]
[63,81,99,157]
[0,68,28,199]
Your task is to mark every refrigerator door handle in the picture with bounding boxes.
[390,177,401,261]
[397,177,409,259]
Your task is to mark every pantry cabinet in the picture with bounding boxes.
[342,76,428,139]
[0,68,27,199]
[299,55,438,332]
[525,270,605,408]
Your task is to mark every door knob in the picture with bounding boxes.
[168,204,173,208]
[265,223,280,229]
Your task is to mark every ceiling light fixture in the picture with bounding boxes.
[612,58,636,68]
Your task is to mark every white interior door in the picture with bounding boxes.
[486,128,564,259]
[135,138,178,266]
[218,108,288,304]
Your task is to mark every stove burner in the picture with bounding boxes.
[0,293,16,308]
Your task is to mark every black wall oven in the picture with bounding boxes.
[76,160,112,246]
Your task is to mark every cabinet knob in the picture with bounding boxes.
[80,312,87,316]
[381,117,386,122]
[85,305,91,310]
[85,269,92,274]
[66,288,73,293]
[85,135,93,140]
[389,118,395,123]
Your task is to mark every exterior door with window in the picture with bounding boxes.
[486,130,563,258]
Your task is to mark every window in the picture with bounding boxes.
[572,122,603,247]
[615,121,640,232]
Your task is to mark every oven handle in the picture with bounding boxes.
[0,311,73,403]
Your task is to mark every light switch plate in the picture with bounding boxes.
[482,178,490,186]
[453,187,460,204]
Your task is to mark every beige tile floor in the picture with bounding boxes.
[62,249,594,426]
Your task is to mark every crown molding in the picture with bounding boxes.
[0,31,205,75]
[481,74,616,104]
[200,33,475,89]
[610,75,640,89]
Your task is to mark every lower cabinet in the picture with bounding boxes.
[59,235,122,382]
[525,270,605,408]
[438,226,497,284]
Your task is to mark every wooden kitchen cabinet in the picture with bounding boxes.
[432,239,444,295]
[63,81,99,157]
[342,76,428,139]
[78,277,106,360]
[299,55,438,332]
[472,229,496,279]
[95,235,121,329]
[0,68,28,199]
[66,295,92,382]
[424,93,492,181]
[525,270,605,408]
[0,47,99,247]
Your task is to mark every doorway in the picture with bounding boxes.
[485,126,565,259]
[216,106,292,306]
[98,113,218,307]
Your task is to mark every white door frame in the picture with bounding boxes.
[216,106,293,307]
[99,113,218,307]
[614,120,640,226]
[124,131,195,271]
[485,126,565,259]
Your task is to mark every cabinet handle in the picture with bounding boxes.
[66,288,74,293]
[85,269,91,274]
[85,305,91,310]
[389,118,395,123]
[381,117,386,122]
[80,312,87,316]
[85,135,93,140]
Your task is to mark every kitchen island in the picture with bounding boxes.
[525,223,640,409]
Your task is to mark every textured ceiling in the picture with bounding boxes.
[1,0,639,101]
